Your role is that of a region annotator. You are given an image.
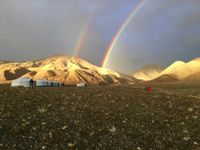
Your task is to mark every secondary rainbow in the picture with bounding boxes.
[101,0,145,67]
[73,25,89,57]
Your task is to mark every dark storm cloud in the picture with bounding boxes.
[0,0,136,62]
[0,0,200,73]
[0,0,91,60]
[108,0,200,73]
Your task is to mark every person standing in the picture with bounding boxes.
[29,79,34,89]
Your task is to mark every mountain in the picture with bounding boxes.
[132,57,200,83]
[0,55,135,85]
[132,65,163,81]
[160,61,191,80]
[151,74,179,83]
[152,57,200,82]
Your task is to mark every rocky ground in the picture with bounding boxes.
[0,84,200,150]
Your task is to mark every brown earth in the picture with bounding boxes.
[0,84,200,149]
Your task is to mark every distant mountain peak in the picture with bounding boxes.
[132,64,163,81]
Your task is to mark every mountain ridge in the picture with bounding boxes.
[132,57,200,83]
[0,55,136,85]
[152,57,200,82]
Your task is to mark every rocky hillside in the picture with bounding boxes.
[0,55,135,85]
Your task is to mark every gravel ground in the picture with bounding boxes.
[0,85,200,150]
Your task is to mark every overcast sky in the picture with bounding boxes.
[0,0,200,73]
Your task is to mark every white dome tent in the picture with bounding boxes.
[48,81,61,87]
[36,80,49,87]
[11,78,63,87]
[11,77,33,87]
[36,80,62,87]
[77,83,87,87]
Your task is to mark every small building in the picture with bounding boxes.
[11,77,35,87]
[77,83,87,87]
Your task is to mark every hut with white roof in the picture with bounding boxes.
[36,80,49,87]
[76,82,87,87]
[11,77,34,87]
[11,77,63,87]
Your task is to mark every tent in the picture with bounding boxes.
[36,80,49,87]
[11,78,62,87]
[11,77,34,87]
[36,80,62,87]
[48,81,61,87]
[145,86,153,93]
[77,83,87,87]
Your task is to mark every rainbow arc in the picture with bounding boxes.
[101,0,145,68]
[73,25,89,57]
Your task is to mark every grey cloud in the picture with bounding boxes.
[108,0,200,72]
[0,0,200,73]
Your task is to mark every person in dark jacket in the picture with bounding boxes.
[29,79,34,89]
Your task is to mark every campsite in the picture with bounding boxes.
[0,83,200,149]
[1,0,200,149]
[11,77,63,87]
